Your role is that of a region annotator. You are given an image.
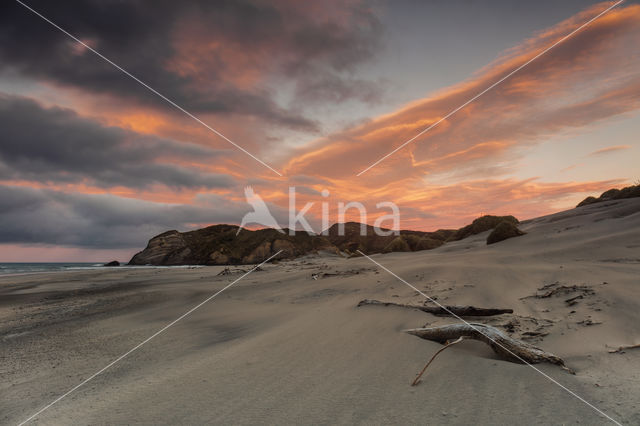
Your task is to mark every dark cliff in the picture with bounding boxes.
[129,215,518,266]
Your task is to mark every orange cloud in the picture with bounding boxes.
[239,2,636,230]
[283,2,640,183]
[259,176,625,232]
[589,144,632,155]
[3,1,636,245]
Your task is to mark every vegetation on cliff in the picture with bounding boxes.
[576,184,640,207]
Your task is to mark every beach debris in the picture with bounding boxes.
[521,330,550,339]
[535,282,594,299]
[520,281,596,301]
[564,295,584,306]
[217,266,254,276]
[314,268,373,279]
[607,343,640,354]
[411,336,465,386]
[357,299,513,317]
[405,323,571,373]
[488,315,554,342]
[577,318,602,326]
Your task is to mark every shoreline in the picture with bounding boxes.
[0,264,208,279]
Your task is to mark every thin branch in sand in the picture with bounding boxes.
[411,336,465,386]
[357,299,513,317]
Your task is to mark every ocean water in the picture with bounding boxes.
[0,262,104,275]
[0,263,204,276]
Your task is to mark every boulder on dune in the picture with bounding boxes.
[402,234,443,251]
[486,221,526,245]
[383,236,411,253]
[450,215,519,241]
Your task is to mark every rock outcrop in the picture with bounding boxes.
[486,221,526,245]
[128,215,522,266]
[577,184,640,207]
[449,215,519,241]
[129,225,337,266]
[129,230,191,265]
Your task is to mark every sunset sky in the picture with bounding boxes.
[1,0,639,261]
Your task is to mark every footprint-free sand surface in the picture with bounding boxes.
[2,199,639,425]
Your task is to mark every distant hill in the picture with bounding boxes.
[577,184,640,207]
[128,215,518,266]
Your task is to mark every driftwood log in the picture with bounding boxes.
[406,323,570,372]
[608,343,640,353]
[357,299,513,317]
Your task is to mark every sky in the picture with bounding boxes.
[0,0,639,262]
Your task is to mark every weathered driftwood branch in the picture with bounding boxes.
[357,299,513,317]
[411,336,465,386]
[406,323,571,372]
[608,343,640,353]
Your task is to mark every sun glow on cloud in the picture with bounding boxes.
[0,1,639,260]
[281,2,640,224]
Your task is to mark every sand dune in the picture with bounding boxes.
[1,198,639,425]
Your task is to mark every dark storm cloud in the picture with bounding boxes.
[0,0,383,131]
[0,93,235,189]
[0,185,252,248]
[293,74,383,105]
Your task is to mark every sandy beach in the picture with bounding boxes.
[2,198,639,425]
[3,1,640,424]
